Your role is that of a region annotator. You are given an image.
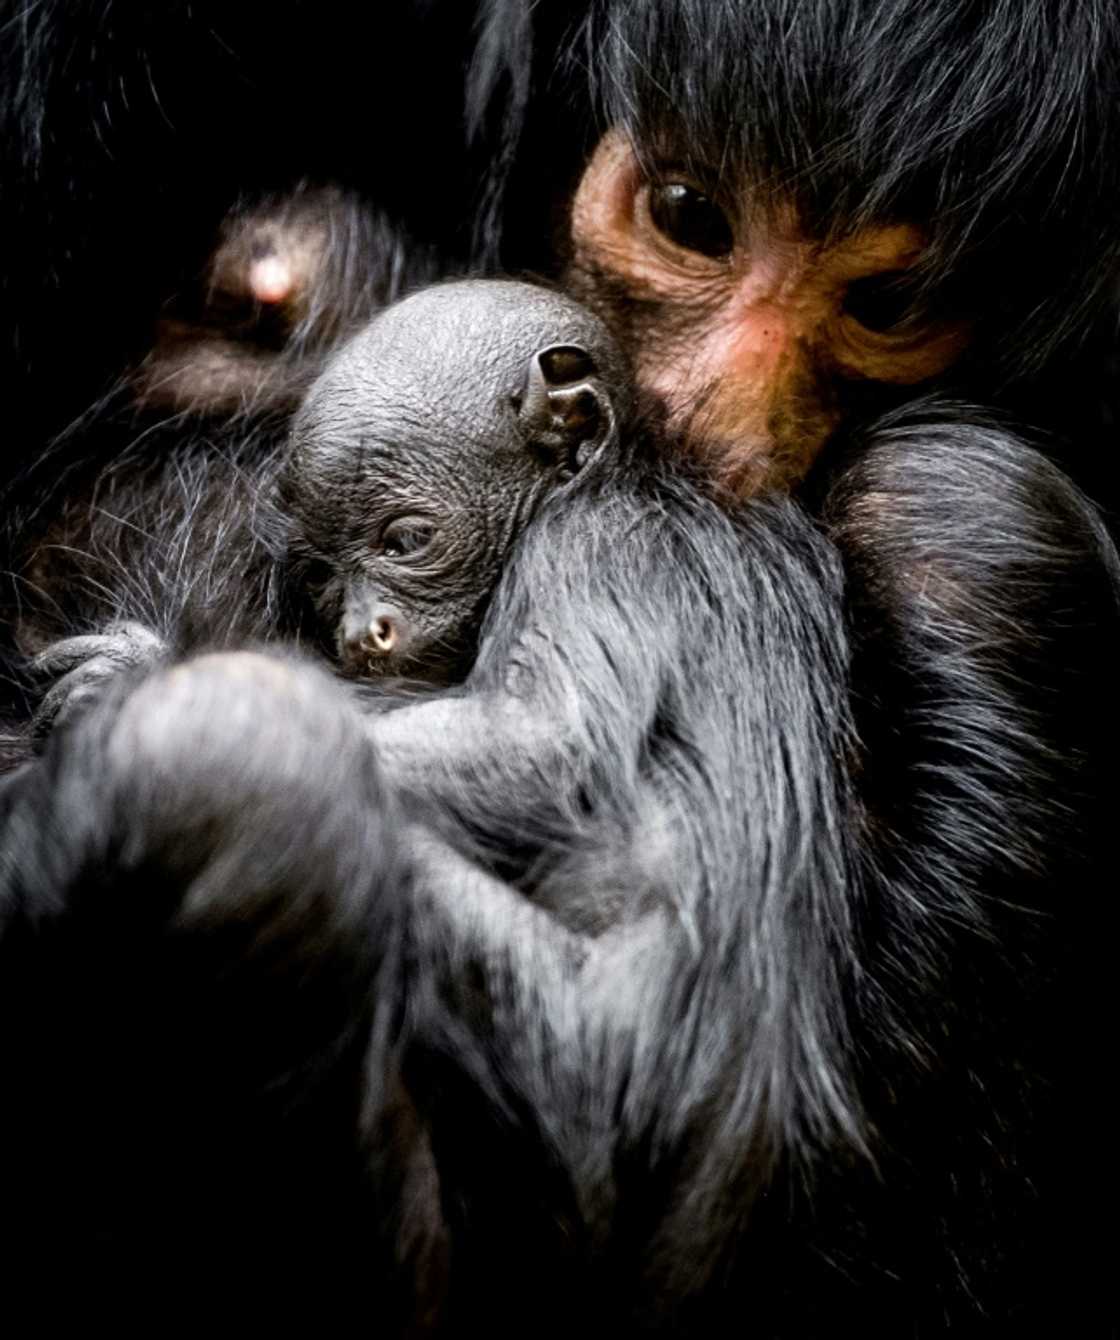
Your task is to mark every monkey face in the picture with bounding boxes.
[281,280,626,683]
[568,130,971,494]
[285,431,563,682]
[299,506,493,682]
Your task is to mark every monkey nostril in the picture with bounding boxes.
[537,344,596,386]
[364,615,398,656]
[356,613,399,661]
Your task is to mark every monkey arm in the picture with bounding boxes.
[0,652,430,1320]
[810,413,1120,1318]
[826,414,1120,919]
[2,430,1115,1330]
[365,689,571,805]
[0,643,685,1320]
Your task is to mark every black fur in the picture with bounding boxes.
[1,1,482,461]
[3,4,1120,1333]
[7,279,627,746]
[1,413,1117,1331]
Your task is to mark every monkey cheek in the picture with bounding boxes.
[694,390,841,497]
[644,330,839,495]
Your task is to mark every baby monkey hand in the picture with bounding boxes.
[30,621,168,743]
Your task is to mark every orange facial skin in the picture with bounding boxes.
[570,130,971,494]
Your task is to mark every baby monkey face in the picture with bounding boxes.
[281,281,627,681]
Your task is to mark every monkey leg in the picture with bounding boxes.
[0,650,442,1325]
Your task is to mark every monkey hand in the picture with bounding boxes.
[30,620,168,743]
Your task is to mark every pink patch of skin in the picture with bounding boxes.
[248,255,295,305]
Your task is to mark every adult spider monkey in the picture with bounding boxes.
[1,1,1119,1331]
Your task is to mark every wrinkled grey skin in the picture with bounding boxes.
[280,280,626,681]
[30,280,626,732]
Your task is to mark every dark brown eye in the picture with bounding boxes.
[648,182,733,259]
[299,556,335,592]
[380,518,435,560]
[843,271,920,333]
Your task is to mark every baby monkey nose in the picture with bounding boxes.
[364,614,399,656]
[342,604,409,674]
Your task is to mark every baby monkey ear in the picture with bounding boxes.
[515,344,616,474]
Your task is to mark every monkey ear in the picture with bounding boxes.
[515,344,616,472]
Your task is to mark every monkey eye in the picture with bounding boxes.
[647,181,734,260]
[843,271,921,333]
[298,556,335,591]
[379,518,436,560]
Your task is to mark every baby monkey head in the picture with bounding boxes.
[280,280,627,681]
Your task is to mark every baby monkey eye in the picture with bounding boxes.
[379,518,436,560]
[647,181,734,259]
[843,271,921,333]
[298,556,335,591]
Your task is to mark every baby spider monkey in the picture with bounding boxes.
[29,281,626,732]
[278,279,624,681]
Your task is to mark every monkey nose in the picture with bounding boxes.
[363,614,399,657]
[516,343,613,472]
[341,605,409,674]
